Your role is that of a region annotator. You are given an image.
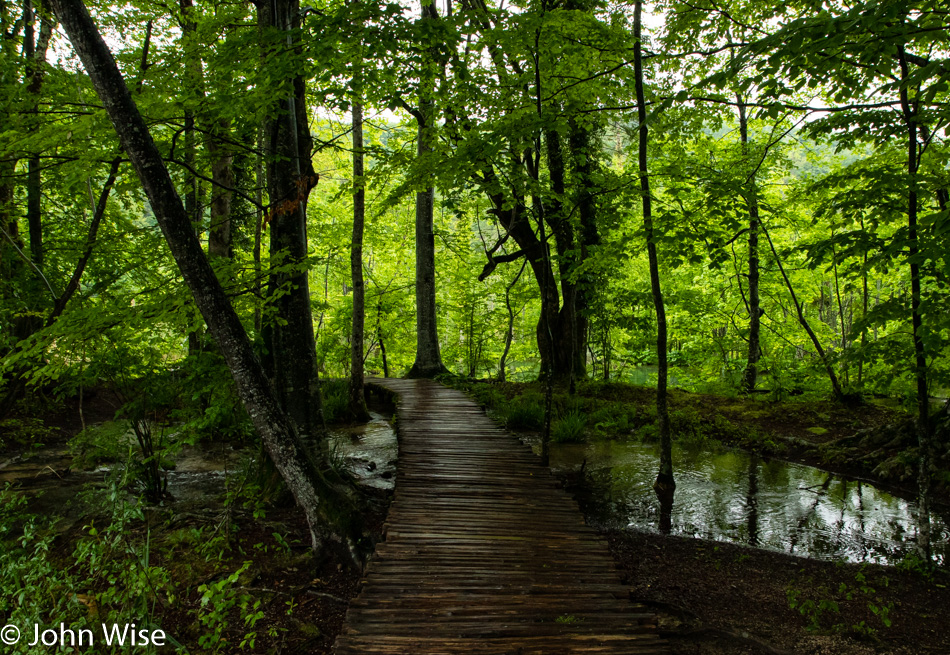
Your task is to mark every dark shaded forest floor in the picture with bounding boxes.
[0,388,388,655]
[604,528,950,655]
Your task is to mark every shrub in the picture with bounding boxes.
[321,379,350,423]
[503,397,545,431]
[552,411,587,443]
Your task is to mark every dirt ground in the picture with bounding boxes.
[602,526,949,655]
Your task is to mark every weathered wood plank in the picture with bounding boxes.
[332,379,666,655]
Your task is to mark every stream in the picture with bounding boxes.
[3,411,945,566]
[537,438,948,566]
[0,411,397,519]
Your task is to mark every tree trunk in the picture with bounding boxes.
[736,97,762,394]
[544,127,585,387]
[634,0,673,497]
[376,301,389,378]
[49,0,357,556]
[24,0,52,270]
[568,117,599,382]
[407,1,446,378]
[476,162,575,381]
[898,45,932,559]
[858,217,869,387]
[207,119,234,261]
[348,92,369,419]
[259,0,326,444]
[254,126,264,333]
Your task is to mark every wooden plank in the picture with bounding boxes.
[332,378,666,654]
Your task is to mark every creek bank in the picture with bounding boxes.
[545,438,948,565]
[451,379,950,507]
[600,527,949,655]
[0,389,396,655]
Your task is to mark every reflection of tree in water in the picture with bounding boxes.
[746,455,759,547]
[656,485,673,535]
[556,440,948,564]
[789,474,833,556]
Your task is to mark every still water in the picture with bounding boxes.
[327,411,398,490]
[543,439,948,565]
[4,410,944,565]
[0,411,397,516]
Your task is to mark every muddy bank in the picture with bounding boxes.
[602,528,949,655]
[0,391,397,655]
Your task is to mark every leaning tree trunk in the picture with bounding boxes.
[760,217,844,401]
[259,0,326,444]
[407,0,446,378]
[49,0,358,557]
[634,0,674,497]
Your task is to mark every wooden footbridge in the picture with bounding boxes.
[333,379,667,654]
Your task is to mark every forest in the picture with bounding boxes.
[1,0,949,652]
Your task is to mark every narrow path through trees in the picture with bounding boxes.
[334,379,666,654]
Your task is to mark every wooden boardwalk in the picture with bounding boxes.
[333,379,666,655]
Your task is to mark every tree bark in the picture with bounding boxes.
[898,45,932,559]
[544,126,584,385]
[254,125,264,333]
[568,117,600,382]
[736,97,762,394]
[259,0,326,444]
[49,0,356,555]
[635,0,674,497]
[24,0,53,269]
[375,301,389,378]
[348,84,369,419]
[207,119,234,261]
[407,0,447,378]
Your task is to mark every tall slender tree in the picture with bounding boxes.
[634,0,674,498]
[736,95,763,394]
[407,0,447,378]
[348,0,370,418]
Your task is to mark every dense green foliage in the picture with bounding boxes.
[1,0,946,405]
[0,0,947,646]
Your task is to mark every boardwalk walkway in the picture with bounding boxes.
[333,379,667,654]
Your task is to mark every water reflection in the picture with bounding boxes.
[545,440,948,565]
